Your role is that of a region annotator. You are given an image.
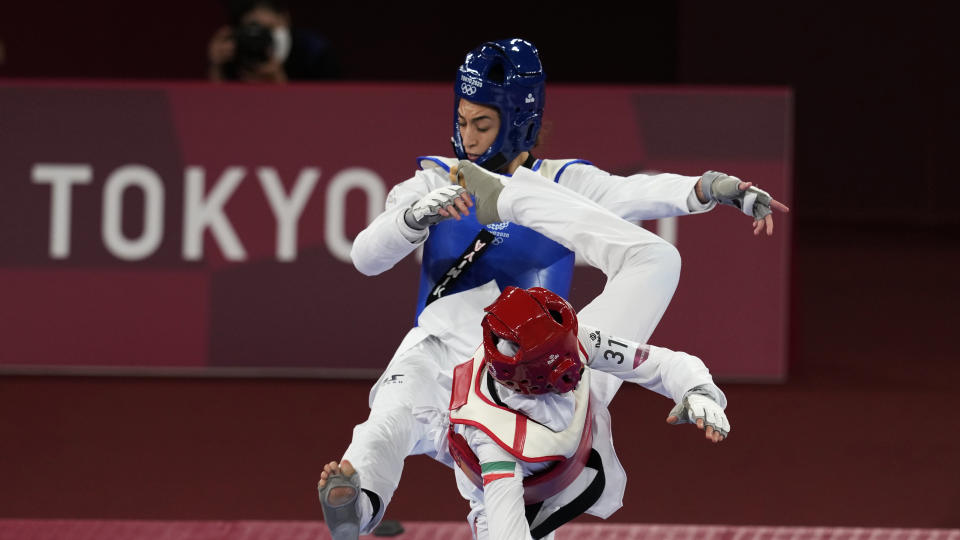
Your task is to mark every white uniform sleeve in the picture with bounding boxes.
[579,323,723,406]
[464,429,534,540]
[349,169,439,276]
[556,162,716,221]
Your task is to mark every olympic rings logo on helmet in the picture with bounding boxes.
[460,82,478,96]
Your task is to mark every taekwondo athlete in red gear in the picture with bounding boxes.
[318,38,781,539]
[447,285,728,540]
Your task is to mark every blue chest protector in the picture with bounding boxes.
[414,157,588,319]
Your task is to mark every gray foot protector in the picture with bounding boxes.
[456,159,504,225]
[319,471,362,540]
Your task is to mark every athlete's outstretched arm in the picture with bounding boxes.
[580,323,730,443]
[557,163,789,236]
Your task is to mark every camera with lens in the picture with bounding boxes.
[232,21,274,73]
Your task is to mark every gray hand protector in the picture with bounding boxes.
[403,185,468,230]
[455,159,505,225]
[700,170,774,221]
[667,385,731,437]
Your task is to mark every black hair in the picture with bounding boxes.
[224,0,290,26]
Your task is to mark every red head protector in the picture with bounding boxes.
[481,286,583,395]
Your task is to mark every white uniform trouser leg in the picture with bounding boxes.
[341,339,448,533]
[498,167,682,406]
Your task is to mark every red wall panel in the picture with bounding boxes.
[0,82,792,379]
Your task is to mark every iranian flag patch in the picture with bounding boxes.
[481,461,516,485]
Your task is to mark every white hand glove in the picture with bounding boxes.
[403,185,468,230]
[700,170,774,221]
[667,391,731,439]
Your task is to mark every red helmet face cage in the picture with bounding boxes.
[481,287,583,395]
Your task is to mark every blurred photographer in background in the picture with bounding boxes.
[207,0,339,83]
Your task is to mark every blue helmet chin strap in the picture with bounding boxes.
[452,38,546,172]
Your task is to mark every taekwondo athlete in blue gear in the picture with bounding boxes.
[321,37,788,539]
[414,39,576,317]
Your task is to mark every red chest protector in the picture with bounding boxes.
[447,349,594,504]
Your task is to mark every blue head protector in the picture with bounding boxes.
[453,38,546,172]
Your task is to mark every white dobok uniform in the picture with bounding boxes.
[343,157,716,531]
